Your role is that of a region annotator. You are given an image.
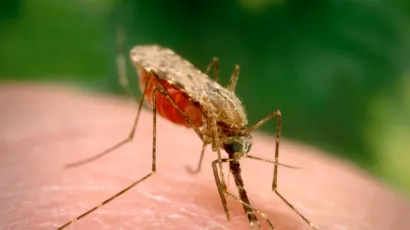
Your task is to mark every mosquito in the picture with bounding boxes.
[58,32,317,229]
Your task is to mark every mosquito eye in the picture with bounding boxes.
[223,141,243,154]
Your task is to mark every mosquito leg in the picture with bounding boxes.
[210,116,230,205]
[245,155,301,169]
[186,142,207,174]
[211,158,230,221]
[58,85,164,230]
[224,191,274,229]
[246,110,281,134]
[115,26,133,96]
[212,158,275,229]
[245,110,282,188]
[204,57,220,83]
[273,184,318,229]
[153,75,205,143]
[64,68,155,168]
[58,173,153,230]
[226,65,240,93]
[204,58,239,92]
[65,67,205,168]
[247,110,317,229]
[151,75,212,176]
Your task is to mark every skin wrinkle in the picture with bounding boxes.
[0,83,410,230]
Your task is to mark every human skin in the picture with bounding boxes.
[0,83,409,230]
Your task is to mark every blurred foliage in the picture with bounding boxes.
[0,0,409,195]
[365,74,410,193]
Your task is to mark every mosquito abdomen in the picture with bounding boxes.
[138,69,203,127]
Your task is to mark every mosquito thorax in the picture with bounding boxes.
[222,135,253,157]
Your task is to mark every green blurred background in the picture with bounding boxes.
[1,0,409,195]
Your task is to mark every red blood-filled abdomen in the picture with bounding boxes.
[138,69,203,128]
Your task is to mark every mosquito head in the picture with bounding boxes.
[223,134,253,156]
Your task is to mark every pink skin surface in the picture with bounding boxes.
[0,83,409,230]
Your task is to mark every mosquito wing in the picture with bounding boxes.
[130,45,248,129]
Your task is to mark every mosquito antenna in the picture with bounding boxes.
[246,155,301,169]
